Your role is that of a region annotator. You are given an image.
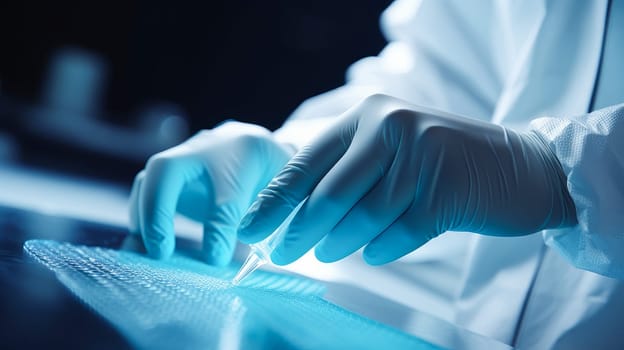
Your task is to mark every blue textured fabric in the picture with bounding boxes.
[24,240,441,350]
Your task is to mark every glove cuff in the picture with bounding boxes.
[523,130,578,229]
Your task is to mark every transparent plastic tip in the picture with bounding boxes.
[232,250,267,285]
[231,199,307,285]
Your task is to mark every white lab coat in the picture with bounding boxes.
[275,0,624,348]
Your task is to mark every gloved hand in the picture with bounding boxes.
[237,94,577,266]
[128,121,294,265]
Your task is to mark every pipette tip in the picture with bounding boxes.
[231,252,267,286]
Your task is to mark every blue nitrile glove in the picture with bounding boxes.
[128,121,293,265]
[237,95,577,265]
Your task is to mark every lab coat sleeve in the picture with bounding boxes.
[272,85,376,149]
[530,104,624,279]
[274,0,506,149]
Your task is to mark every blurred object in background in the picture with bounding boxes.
[26,47,189,162]
[0,80,18,162]
[0,131,18,162]
[43,48,107,117]
[0,132,18,163]
[32,48,189,161]
[3,47,190,182]
[136,102,189,146]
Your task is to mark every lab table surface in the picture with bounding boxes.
[0,204,440,350]
[0,165,511,350]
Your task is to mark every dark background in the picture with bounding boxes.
[1,0,391,132]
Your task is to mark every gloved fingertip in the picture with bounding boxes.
[237,202,260,244]
[204,250,232,267]
[237,202,267,244]
[144,233,175,260]
[121,234,147,253]
[236,219,257,244]
[203,244,234,267]
[362,245,385,266]
[203,225,236,266]
[145,244,174,260]
[270,247,295,266]
[314,246,336,263]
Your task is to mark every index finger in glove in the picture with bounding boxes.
[139,154,200,259]
[237,123,353,244]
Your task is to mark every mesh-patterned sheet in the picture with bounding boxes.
[24,240,442,350]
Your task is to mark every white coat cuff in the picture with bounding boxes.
[529,104,624,279]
